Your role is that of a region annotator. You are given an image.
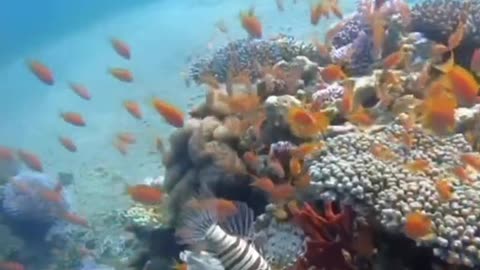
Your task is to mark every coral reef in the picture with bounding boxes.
[304,118,480,266]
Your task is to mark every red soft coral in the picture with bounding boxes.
[291,201,356,270]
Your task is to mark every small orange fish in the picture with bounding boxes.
[187,198,237,220]
[347,106,375,127]
[172,261,188,270]
[310,1,328,25]
[27,60,54,85]
[435,179,454,201]
[69,82,91,100]
[218,93,260,115]
[370,12,386,58]
[123,100,142,120]
[0,261,25,270]
[58,136,77,152]
[117,132,136,144]
[329,0,343,19]
[250,176,275,192]
[110,38,131,60]
[289,157,303,177]
[270,183,295,202]
[17,150,43,172]
[243,151,261,172]
[127,184,164,205]
[287,107,329,138]
[420,88,456,135]
[240,8,262,38]
[109,68,133,82]
[60,112,86,127]
[404,211,433,240]
[404,159,430,173]
[460,153,480,172]
[383,50,404,69]
[452,166,473,184]
[444,65,479,107]
[152,98,184,128]
[341,79,355,115]
[321,64,347,83]
[40,182,63,203]
[370,143,396,161]
[470,48,480,74]
[291,142,324,158]
[0,146,15,161]
[448,21,467,51]
[62,211,90,228]
[114,139,129,156]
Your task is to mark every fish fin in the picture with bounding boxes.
[175,200,217,246]
[218,201,255,240]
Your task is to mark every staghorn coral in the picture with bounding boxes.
[304,117,480,266]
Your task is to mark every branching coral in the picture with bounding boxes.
[291,201,356,270]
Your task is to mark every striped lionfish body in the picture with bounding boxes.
[206,225,270,270]
[177,200,271,270]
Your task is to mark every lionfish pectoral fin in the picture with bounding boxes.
[218,201,255,240]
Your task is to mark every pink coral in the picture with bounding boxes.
[291,201,356,270]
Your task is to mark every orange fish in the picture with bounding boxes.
[17,150,43,172]
[370,12,386,58]
[329,0,343,19]
[404,159,430,173]
[341,79,355,115]
[58,136,77,152]
[444,65,479,107]
[448,21,467,51]
[27,60,54,85]
[123,100,142,120]
[110,38,131,60]
[243,151,261,172]
[172,261,188,270]
[187,198,238,220]
[218,93,260,115]
[287,107,329,138]
[40,182,63,203]
[0,261,25,270]
[451,166,473,184]
[310,1,328,25]
[240,8,262,38]
[383,50,405,69]
[117,132,136,144]
[470,48,480,74]
[0,146,15,161]
[270,183,295,202]
[60,112,86,127]
[126,184,164,205]
[289,157,303,177]
[420,88,456,135]
[347,106,375,127]
[370,143,396,161]
[460,153,480,172]
[250,176,275,192]
[321,64,347,83]
[62,211,89,228]
[152,98,184,128]
[404,212,434,240]
[431,43,449,56]
[114,139,129,156]
[435,179,454,201]
[69,82,91,100]
[109,68,133,82]
[291,142,324,158]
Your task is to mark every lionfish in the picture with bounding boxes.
[176,200,271,270]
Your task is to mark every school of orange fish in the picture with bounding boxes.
[3,0,480,269]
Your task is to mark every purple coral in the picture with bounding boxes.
[312,83,345,108]
[2,171,71,224]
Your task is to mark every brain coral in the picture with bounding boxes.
[305,118,480,266]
